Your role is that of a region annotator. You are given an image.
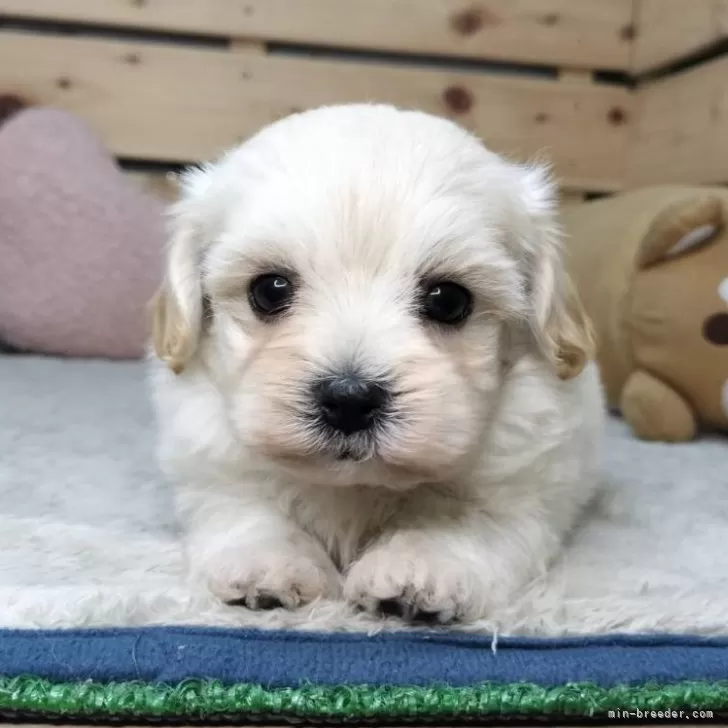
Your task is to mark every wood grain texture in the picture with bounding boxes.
[631,0,728,74]
[0,31,633,190]
[559,190,587,208]
[124,170,179,202]
[0,0,633,70]
[628,55,728,185]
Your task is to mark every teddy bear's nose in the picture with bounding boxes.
[703,313,728,346]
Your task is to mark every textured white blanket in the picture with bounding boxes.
[2,356,727,635]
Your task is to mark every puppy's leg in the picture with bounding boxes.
[180,484,341,608]
[344,487,568,623]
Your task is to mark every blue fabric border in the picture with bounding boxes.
[1,627,727,688]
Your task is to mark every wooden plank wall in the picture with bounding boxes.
[628,56,728,186]
[0,0,636,68]
[630,0,728,74]
[0,0,636,201]
[627,0,728,187]
[0,1,726,200]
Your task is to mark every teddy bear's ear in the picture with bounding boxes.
[638,195,724,268]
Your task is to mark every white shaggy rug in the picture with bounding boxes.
[2,355,728,636]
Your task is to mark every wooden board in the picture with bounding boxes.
[627,54,728,185]
[0,0,634,70]
[124,170,179,202]
[631,0,728,74]
[0,31,633,191]
[559,189,587,208]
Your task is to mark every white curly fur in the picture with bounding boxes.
[150,104,604,624]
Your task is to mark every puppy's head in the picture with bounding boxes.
[153,105,592,488]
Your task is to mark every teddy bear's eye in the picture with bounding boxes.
[703,313,728,346]
[249,274,294,317]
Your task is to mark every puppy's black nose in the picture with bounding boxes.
[316,376,387,435]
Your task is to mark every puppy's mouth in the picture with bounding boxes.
[262,415,437,489]
[333,442,376,463]
[326,432,376,463]
[269,434,376,476]
[304,409,386,464]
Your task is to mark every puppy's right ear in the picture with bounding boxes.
[151,168,213,374]
[151,276,199,376]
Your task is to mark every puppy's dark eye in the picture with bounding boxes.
[422,282,473,325]
[249,274,294,316]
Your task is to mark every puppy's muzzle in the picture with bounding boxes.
[314,375,388,435]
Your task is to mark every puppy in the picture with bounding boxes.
[151,104,603,623]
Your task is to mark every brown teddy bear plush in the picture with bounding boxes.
[561,186,728,442]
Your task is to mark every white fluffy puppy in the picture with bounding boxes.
[151,104,603,623]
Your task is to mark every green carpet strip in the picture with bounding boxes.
[1,677,727,721]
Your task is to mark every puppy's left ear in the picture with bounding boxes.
[516,165,595,380]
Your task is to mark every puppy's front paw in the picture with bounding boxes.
[193,541,341,609]
[344,538,487,624]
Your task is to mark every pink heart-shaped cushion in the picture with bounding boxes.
[0,107,165,358]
